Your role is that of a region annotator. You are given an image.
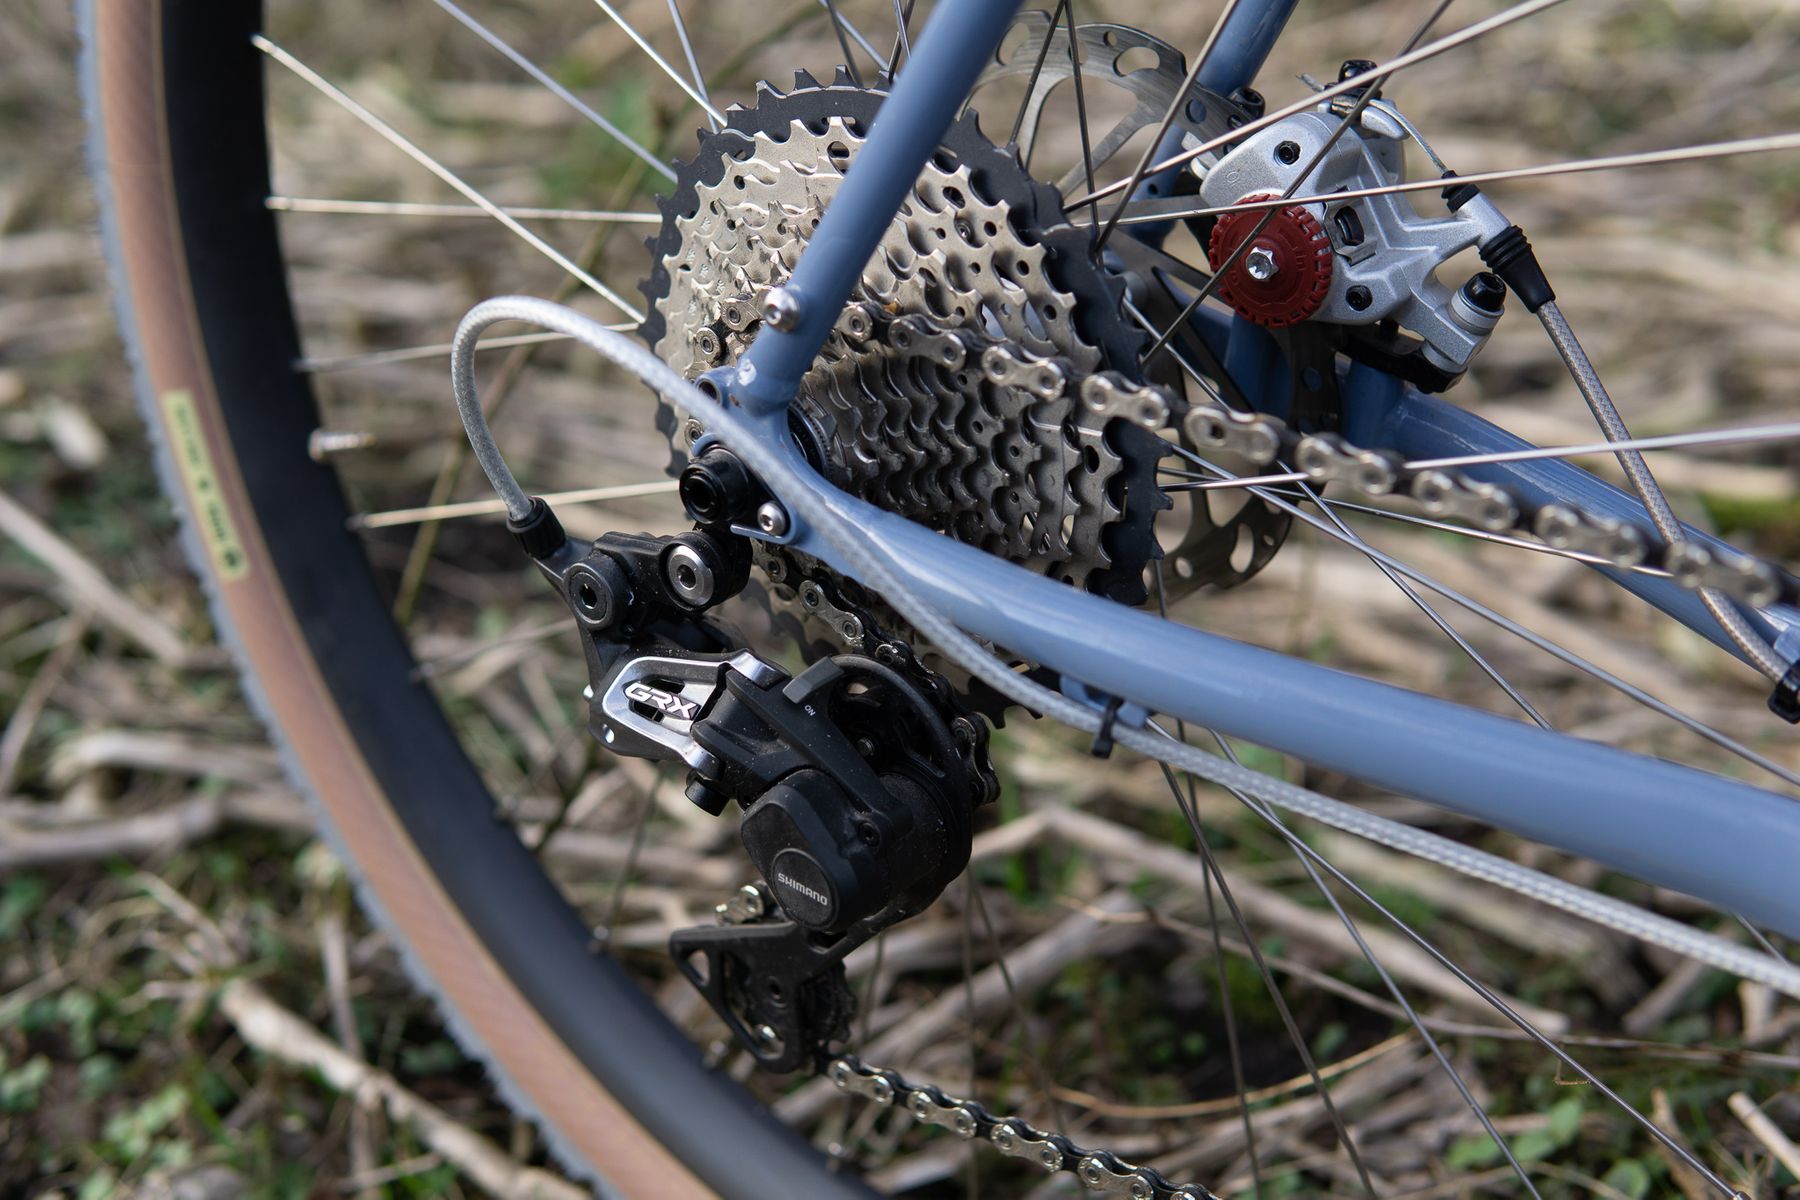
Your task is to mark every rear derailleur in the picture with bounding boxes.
[502,475,995,1073]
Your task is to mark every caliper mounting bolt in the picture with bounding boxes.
[1461,271,1507,316]
[1338,57,1382,98]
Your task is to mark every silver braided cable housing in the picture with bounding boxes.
[450,294,1800,998]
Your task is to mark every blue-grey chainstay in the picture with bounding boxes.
[449,294,1800,988]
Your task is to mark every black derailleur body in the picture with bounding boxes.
[504,486,994,1073]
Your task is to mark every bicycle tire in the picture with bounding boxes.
[79,3,872,1195]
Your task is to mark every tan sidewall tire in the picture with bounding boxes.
[82,3,720,1194]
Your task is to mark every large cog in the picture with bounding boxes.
[638,75,1167,615]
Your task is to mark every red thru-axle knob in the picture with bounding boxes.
[1205,194,1334,328]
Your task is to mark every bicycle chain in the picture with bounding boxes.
[1050,335,1792,608]
[829,1055,1216,1199]
[717,341,1787,1200]
[713,885,1211,1194]
[759,302,1790,619]
[1170,382,1796,608]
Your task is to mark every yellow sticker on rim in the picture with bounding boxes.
[160,389,249,582]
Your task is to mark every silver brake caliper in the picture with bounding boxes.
[1199,70,1513,378]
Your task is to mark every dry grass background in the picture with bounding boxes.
[2,0,1800,1196]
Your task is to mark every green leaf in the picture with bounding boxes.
[0,1054,52,1113]
[1446,1134,1503,1170]
[399,1039,463,1076]
[1547,1095,1585,1147]
[1512,1128,1559,1163]
[57,988,100,1058]
[1602,1160,1653,1200]
[78,1054,120,1100]
[102,1083,189,1161]
[0,875,46,937]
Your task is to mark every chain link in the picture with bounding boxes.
[974,339,1791,609]
[830,1056,1215,1199]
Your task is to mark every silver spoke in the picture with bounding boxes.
[267,196,660,223]
[297,331,632,374]
[426,0,674,184]
[816,0,883,69]
[823,0,868,89]
[1162,763,1378,1196]
[1171,446,1800,790]
[1065,0,1573,212]
[968,880,1061,1128]
[1156,725,1543,1198]
[1064,0,1097,203]
[1152,0,1461,367]
[1150,567,1269,1197]
[1140,0,1458,365]
[1262,809,1739,1198]
[1168,418,1800,488]
[1090,0,1251,253]
[1300,480,1550,727]
[589,0,725,127]
[889,0,914,72]
[665,0,716,130]
[253,36,648,321]
[1410,416,1800,468]
[349,480,678,531]
[1165,481,1681,577]
[1102,131,1800,225]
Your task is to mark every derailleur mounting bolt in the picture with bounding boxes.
[564,557,628,630]
[761,286,803,332]
[664,544,718,607]
[679,446,759,527]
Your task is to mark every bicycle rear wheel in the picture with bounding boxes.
[84,0,1800,1196]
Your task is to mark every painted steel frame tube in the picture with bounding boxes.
[1194,0,1300,96]
[779,475,1800,937]
[1346,375,1796,658]
[731,0,1025,419]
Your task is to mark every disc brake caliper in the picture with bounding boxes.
[1197,62,1516,392]
[505,497,990,1072]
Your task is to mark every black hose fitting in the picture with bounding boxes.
[1479,225,1555,314]
[1769,661,1800,724]
[1440,169,1480,214]
[506,496,567,560]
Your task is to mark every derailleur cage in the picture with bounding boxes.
[508,492,990,1072]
